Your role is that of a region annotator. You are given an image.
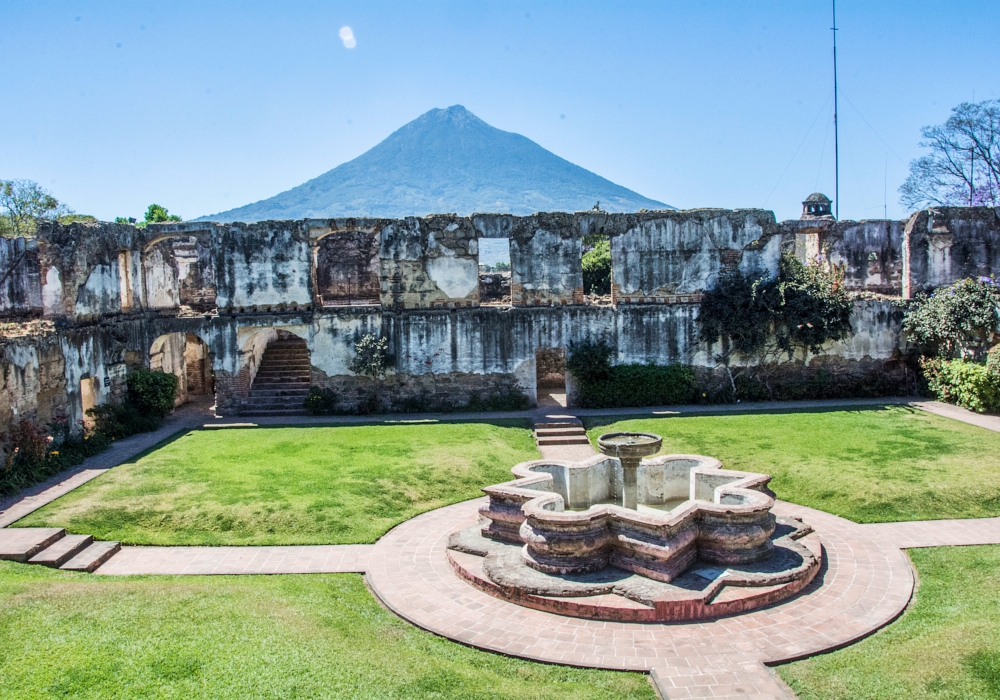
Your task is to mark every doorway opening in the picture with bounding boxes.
[80,377,100,429]
[535,348,567,408]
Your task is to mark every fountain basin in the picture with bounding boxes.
[480,453,777,582]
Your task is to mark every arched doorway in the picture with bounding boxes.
[149,332,214,408]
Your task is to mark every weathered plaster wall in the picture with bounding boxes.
[903,207,1000,297]
[607,209,781,303]
[0,237,42,316]
[212,223,312,310]
[782,218,905,294]
[380,216,480,309]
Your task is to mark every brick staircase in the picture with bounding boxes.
[534,417,590,447]
[242,338,311,416]
[0,528,120,573]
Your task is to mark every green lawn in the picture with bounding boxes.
[0,562,654,700]
[17,421,538,546]
[586,407,1000,523]
[779,545,1000,699]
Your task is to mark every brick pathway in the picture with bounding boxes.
[862,517,1000,549]
[96,544,372,575]
[365,497,913,699]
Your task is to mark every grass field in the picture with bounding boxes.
[586,406,1000,523]
[17,421,538,545]
[779,545,1000,699]
[0,562,655,700]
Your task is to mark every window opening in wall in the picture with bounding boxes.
[535,347,567,408]
[80,377,99,429]
[478,238,511,305]
[117,250,133,311]
[144,236,217,313]
[582,232,612,305]
[315,231,381,306]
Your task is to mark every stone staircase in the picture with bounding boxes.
[242,338,311,416]
[534,418,590,448]
[0,528,120,573]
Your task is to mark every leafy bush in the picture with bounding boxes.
[922,355,1000,413]
[1,419,107,497]
[127,369,178,418]
[86,403,160,440]
[904,277,1000,359]
[466,387,532,412]
[304,387,338,415]
[349,334,392,380]
[565,338,614,384]
[698,255,854,396]
[575,363,698,409]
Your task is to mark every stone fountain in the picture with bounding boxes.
[596,432,662,509]
[447,432,822,622]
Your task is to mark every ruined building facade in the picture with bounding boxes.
[2,204,999,431]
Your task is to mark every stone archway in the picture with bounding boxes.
[149,332,215,407]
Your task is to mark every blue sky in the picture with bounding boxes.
[2,1,998,223]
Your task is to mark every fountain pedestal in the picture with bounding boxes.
[597,432,663,509]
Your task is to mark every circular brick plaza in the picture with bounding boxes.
[366,496,914,696]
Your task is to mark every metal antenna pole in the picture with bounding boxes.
[832,0,840,220]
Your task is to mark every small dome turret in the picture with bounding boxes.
[801,193,833,220]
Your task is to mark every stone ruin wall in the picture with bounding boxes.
[1,206,998,430]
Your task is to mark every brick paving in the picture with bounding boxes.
[96,544,373,575]
[365,497,913,699]
[862,517,1000,549]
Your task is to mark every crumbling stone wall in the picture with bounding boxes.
[605,209,782,303]
[1,206,996,433]
[903,207,1000,297]
[380,216,480,309]
[782,218,905,295]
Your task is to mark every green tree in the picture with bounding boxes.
[900,99,1000,209]
[581,234,612,295]
[0,179,73,237]
[143,204,182,225]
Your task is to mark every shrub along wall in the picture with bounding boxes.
[0,369,177,496]
[922,348,1000,413]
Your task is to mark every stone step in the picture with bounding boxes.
[534,420,583,430]
[536,436,592,446]
[60,541,121,572]
[247,388,311,398]
[240,408,311,416]
[28,534,94,568]
[535,427,588,438]
[244,398,308,408]
[247,382,311,391]
[0,528,66,562]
